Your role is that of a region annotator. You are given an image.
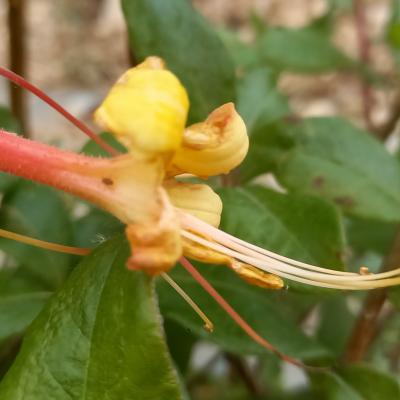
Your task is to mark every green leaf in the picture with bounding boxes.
[0,292,50,342]
[276,117,400,222]
[80,132,126,157]
[346,217,397,256]
[236,68,289,133]
[0,106,20,134]
[219,186,345,270]
[0,173,18,193]
[159,186,345,360]
[0,236,184,400]
[240,120,295,182]
[158,264,331,361]
[0,267,47,297]
[0,267,50,342]
[121,0,236,122]
[258,28,352,73]
[73,208,123,248]
[0,181,73,288]
[218,28,261,70]
[164,319,196,374]
[311,365,400,400]
[388,285,400,309]
[317,295,355,357]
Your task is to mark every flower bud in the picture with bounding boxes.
[168,103,249,177]
[94,56,189,156]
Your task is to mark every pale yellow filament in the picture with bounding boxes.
[161,272,214,332]
[0,228,90,256]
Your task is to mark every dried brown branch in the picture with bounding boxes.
[343,229,400,363]
[225,353,264,396]
[8,0,28,136]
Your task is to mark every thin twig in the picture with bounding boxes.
[343,229,400,363]
[8,0,28,136]
[224,353,264,396]
[186,352,222,390]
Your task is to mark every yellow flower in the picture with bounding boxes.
[92,56,281,288]
[2,57,400,292]
[5,56,400,370]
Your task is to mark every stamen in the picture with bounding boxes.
[0,228,90,256]
[183,229,400,289]
[181,230,348,289]
[181,213,355,276]
[0,66,119,156]
[181,213,400,285]
[179,257,322,370]
[161,272,214,332]
[180,219,400,290]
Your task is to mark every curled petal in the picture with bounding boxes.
[94,56,189,156]
[230,261,284,290]
[126,189,182,275]
[183,237,283,290]
[168,103,249,177]
[165,180,222,227]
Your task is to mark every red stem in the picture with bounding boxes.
[180,257,320,370]
[0,128,102,184]
[0,129,128,220]
[0,66,119,155]
[8,0,28,136]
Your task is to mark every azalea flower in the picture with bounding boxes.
[0,56,281,289]
[1,56,400,368]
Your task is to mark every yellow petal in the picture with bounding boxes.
[94,56,189,156]
[182,237,283,290]
[230,260,284,290]
[182,236,231,265]
[168,103,249,177]
[165,180,222,227]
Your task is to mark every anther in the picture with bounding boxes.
[359,266,372,275]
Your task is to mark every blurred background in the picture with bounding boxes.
[0,0,398,149]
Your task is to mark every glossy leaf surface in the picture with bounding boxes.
[0,237,184,400]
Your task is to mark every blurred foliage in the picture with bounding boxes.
[258,27,352,73]
[0,1,400,399]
